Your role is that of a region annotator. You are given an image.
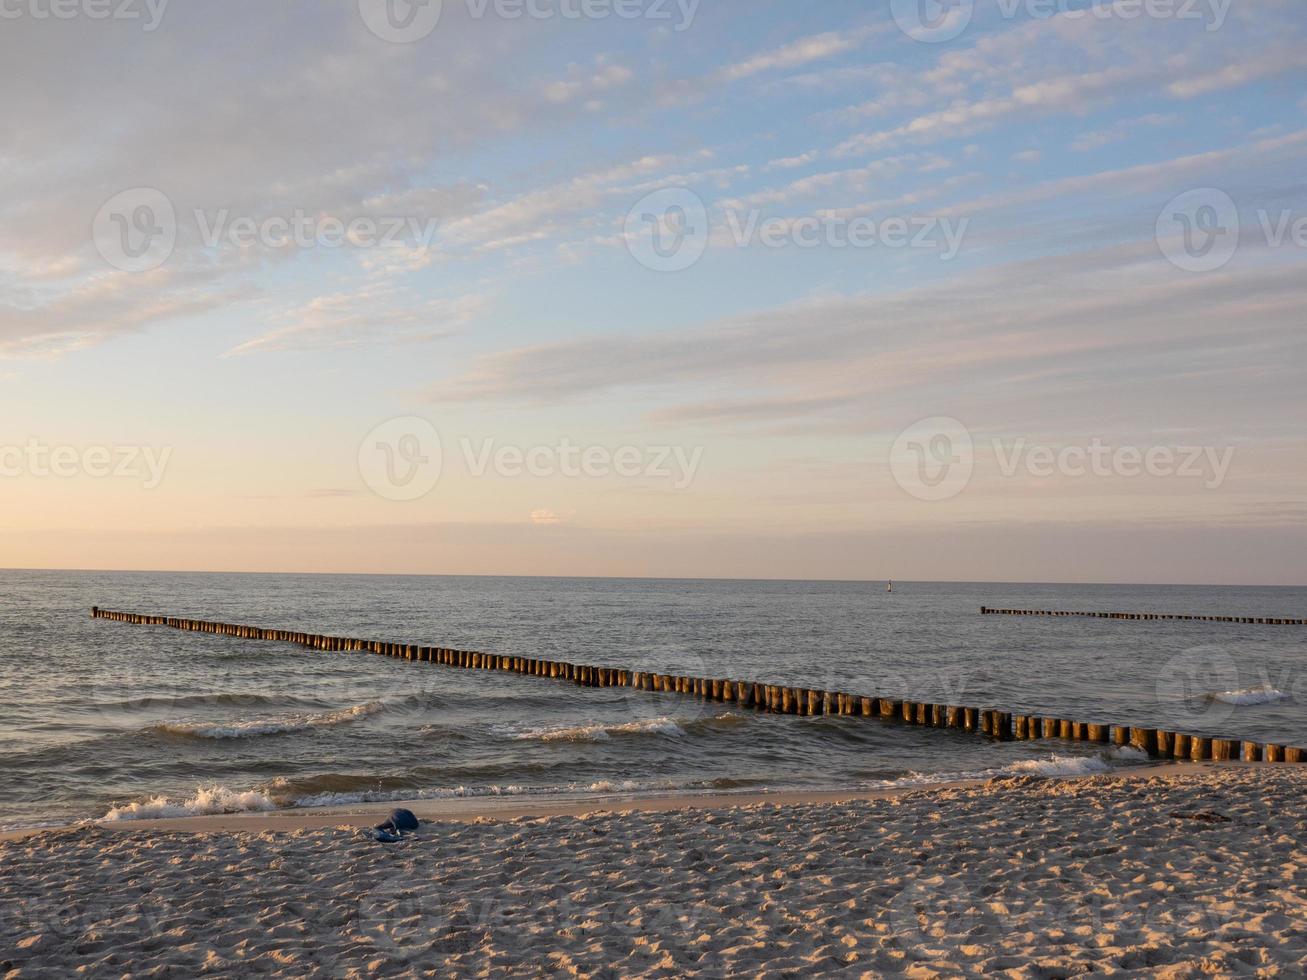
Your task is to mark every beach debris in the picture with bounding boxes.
[369,807,421,843]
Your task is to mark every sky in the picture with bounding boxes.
[1,0,1305,583]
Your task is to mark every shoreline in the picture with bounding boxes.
[0,759,1249,841]
[5,763,1303,976]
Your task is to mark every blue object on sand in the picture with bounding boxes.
[375,807,420,835]
[370,828,403,843]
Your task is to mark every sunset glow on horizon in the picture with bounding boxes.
[3,0,1305,584]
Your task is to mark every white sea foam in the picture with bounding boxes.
[1109,745,1150,762]
[291,778,693,810]
[1000,754,1113,777]
[1210,687,1288,706]
[514,717,686,743]
[101,785,276,822]
[152,701,384,740]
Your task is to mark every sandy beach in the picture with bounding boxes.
[2,764,1303,977]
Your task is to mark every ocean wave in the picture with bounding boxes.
[999,754,1112,777]
[96,692,286,712]
[289,777,709,809]
[513,716,686,743]
[150,701,384,740]
[1209,687,1288,706]
[102,784,276,822]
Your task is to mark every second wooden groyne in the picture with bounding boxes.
[91,607,1307,765]
[981,606,1305,625]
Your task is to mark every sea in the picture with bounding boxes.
[1,570,1303,832]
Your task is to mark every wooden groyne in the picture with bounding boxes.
[981,606,1305,625]
[91,607,1307,765]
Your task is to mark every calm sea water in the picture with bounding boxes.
[1,570,1303,831]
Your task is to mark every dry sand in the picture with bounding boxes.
[2,765,1304,977]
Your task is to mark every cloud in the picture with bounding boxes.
[1166,44,1307,98]
[764,152,819,172]
[224,290,489,356]
[718,29,871,81]
[0,4,662,359]
[718,153,951,211]
[530,509,570,525]
[830,10,1307,158]
[429,233,1307,443]
[542,57,635,105]
[1070,113,1179,152]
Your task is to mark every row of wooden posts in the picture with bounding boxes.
[981,606,1305,625]
[92,607,1306,764]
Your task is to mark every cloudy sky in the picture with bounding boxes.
[2,0,1305,583]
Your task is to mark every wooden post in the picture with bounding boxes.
[1264,744,1284,762]
[1211,738,1235,761]
[1156,730,1174,756]
[1172,733,1191,759]
[1241,741,1261,762]
[1285,747,1304,763]
[1129,728,1159,756]
[1190,736,1212,761]
[1086,723,1108,743]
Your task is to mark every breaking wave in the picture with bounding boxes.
[101,784,276,822]
[150,701,384,740]
[1209,687,1288,706]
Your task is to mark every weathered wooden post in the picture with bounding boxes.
[1129,727,1159,756]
